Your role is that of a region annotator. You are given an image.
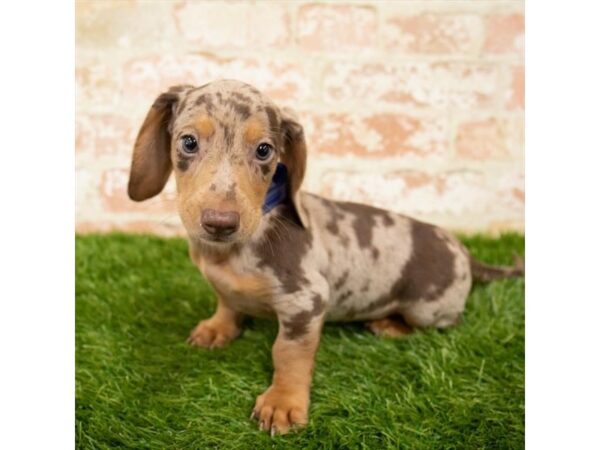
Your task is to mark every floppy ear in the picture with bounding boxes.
[128,86,185,201]
[279,107,309,228]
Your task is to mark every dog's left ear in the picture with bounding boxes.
[279,107,309,228]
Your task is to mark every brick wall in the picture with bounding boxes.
[76,0,524,236]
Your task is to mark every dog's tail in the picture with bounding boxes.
[469,254,524,283]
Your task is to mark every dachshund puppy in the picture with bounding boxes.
[128,80,523,435]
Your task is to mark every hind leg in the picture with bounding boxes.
[401,285,469,330]
[366,314,414,337]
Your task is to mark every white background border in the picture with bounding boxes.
[1,1,600,448]
[526,0,600,448]
[0,2,74,449]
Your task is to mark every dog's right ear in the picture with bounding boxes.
[128,86,189,201]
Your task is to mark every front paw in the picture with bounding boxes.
[187,318,240,349]
[251,385,309,435]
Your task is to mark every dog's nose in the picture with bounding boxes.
[201,209,240,237]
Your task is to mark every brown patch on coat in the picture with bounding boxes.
[265,106,279,134]
[282,294,325,339]
[392,220,456,302]
[324,202,345,235]
[372,248,380,260]
[212,91,253,120]
[322,197,394,247]
[337,290,353,304]
[345,307,358,320]
[177,155,191,172]
[230,101,251,120]
[259,163,272,177]
[254,204,313,294]
[176,96,188,115]
[382,214,394,227]
[359,293,397,315]
[244,118,265,144]
[195,115,215,138]
[232,91,253,104]
[335,201,393,248]
[225,183,237,201]
[195,93,215,114]
[333,270,349,290]
[339,234,350,246]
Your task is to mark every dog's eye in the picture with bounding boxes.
[255,143,273,162]
[181,135,198,154]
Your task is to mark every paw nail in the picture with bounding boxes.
[259,421,265,431]
[250,410,257,420]
[270,426,277,437]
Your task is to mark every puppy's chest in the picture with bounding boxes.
[200,258,276,318]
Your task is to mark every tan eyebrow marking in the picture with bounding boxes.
[195,115,215,138]
[244,118,264,144]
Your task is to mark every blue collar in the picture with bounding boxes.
[262,163,288,214]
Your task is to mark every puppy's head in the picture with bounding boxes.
[128,80,308,249]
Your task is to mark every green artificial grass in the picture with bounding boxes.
[76,233,524,449]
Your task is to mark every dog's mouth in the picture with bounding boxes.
[199,233,236,245]
[197,227,253,247]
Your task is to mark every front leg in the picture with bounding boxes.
[252,293,326,435]
[188,295,244,348]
